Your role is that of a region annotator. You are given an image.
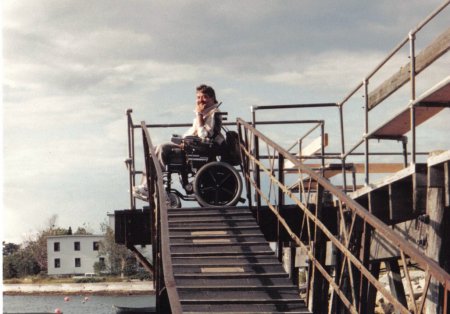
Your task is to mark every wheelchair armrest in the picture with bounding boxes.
[183,135,203,146]
[171,134,183,145]
[215,111,228,121]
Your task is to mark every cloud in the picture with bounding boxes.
[3,0,448,243]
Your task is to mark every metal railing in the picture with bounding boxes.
[140,121,182,314]
[237,118,450,314]
[338,1,450,184]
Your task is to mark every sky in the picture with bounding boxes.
[3,1,450,244]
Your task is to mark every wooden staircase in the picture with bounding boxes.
[168,206,311,314]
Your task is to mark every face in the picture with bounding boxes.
[196,91,215,108]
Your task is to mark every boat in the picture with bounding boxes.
[113,305,156,314]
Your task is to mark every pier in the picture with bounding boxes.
[116,2,450,313]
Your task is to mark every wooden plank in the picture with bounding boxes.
[390,179,414,222]
[169,205,312,313]
[427,149,450,167]
[201,267,244,273]
[425,188,445,314]
[284,133,328,168]
[302,133,328,157]
[369,187,390,222]
[386,260,408,309]
[370,77,450,137]
[191,231,228,236]
[368,27,450,110]
[369,220,422,260]
[370,106,445,137]
[350,164,418,199]
[352,163,405,174]
[193,239,232,244]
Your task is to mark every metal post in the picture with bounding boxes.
[320,122,325,172]
[338,105,348,192]
[238,122,253,209]
[251,106,262,216]
[277,154,285,263]
[126,109,136,210]
[364,79,370,185]
[409,31,417,164]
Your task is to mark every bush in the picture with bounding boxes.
[73,277,105,283]
[130,269,152,281]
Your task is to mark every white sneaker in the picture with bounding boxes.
[133,185,148,201]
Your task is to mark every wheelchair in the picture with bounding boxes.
[163,134,243,208]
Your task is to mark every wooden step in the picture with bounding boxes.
[169,226,261,236]
[172,255,281,265]
[170,234,267,245]
[169,215,256,224]
[173,263,287,274]
[170,242,273,254]
[169,218,259,228]
[167,205,308,313]
[178,286,301,301]
[181,300,310,313]
[175,274,294,287]
[168,207,253,216]
[171,251,276,258]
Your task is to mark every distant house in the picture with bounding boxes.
[47,234,106,276]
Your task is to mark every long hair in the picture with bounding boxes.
[196,84,218,104]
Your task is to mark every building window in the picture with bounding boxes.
[54,242,60,252]
[54,258,60,268]
[74,241,80,251]
[75,258,81,267]
[93,241,99,251]
[99,257,105,265]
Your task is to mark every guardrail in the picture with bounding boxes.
[139,121,182,314]
[237,117,450,313]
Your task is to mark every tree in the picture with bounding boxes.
[3,247,41,279]
[74,227,90,235]
[99,223,130,277]
[3,255,18,278]
[3,241,20,256]
[21,214,72,274]
[4,214,99,278]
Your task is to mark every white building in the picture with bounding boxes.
[47,234,105,276]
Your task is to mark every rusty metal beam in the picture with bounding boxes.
[127,244,154,276]
[238,118,450,313]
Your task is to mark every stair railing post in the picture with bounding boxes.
[363,79,370,185]
[409,31,417,164]
[239,120,253,210]
[251,106,262,220]
[338,104,348,192]
[126,109,136,210]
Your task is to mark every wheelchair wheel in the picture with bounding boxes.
[193,161,242,207]
[167,192,181,208]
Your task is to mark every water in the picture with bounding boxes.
[3,294,155,314]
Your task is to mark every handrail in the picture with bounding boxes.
[336,1,449,183]
[140,121,182,314]
[339,0,449,109]
[126,109,136,210]
[237,117,450,313]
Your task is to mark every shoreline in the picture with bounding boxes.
[3,281,155,296]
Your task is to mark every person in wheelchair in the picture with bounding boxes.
[156,84,225,169]
[133,84,225,200]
